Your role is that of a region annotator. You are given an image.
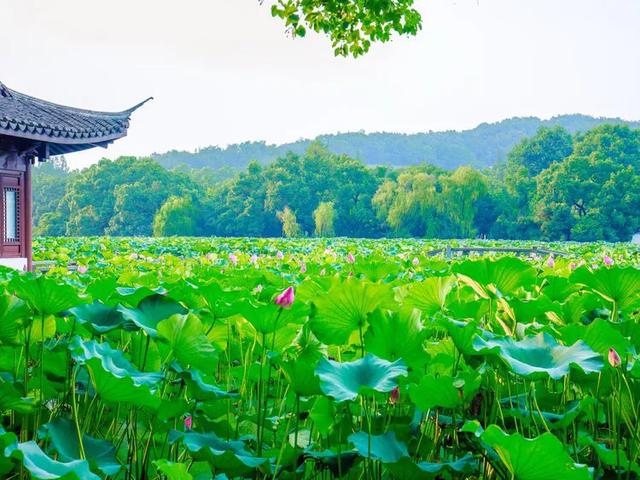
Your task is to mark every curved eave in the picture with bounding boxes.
[0,128,128,146]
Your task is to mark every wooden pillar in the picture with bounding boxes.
[24,158,32,272]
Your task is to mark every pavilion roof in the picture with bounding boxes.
[0,81,151,155]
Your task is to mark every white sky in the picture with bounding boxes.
[2,0,640,169]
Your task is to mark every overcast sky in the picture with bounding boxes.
[2,0,640,168]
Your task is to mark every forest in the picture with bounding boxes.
[34,123,640,242]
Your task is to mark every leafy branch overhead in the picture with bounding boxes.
[267,0,422,57]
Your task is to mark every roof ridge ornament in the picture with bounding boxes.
[0,82,12,98]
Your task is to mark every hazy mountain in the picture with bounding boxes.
[152,114,640,171]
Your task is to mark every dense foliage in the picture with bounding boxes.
[1,236,640,479]
[35,123,640,242]
[152,115,639,172]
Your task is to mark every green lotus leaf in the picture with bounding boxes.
[561,318,633,358]
[303,449,359,477]
[453,257,537,299]
[70,337,162,408]
[386,454,478,479]
[579,433,640,475]
[39,418,122,476]
[0,426,18,475]
[112,285,168,307]
[442,318,482,356]
[118,294,187,337]
[154,460,193,480]
[278,356,322,397]
[11,440,100,480]
[348,431,409,463]
[477,425,592,480]
[315,354,408,402]
[364,309,427,370]
[402,276,455,316]
[309,397,335,436]
[571,265,640,315]
[169,430,268,477]
[309,278,394,345]
[10,274,81,315]
[409,369,480,410]
[67,302,126,334]
[157,313,218,374]
[183,369,237,400]
[0,381,37,413]
[472,332,603,379]
[0,292,29,345]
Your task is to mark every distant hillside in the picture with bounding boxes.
[152,114,640,171]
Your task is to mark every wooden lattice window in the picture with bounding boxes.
[4,187,19,243]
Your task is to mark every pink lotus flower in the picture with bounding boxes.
[347,253,355,264]
[389,386,400,405]
[77,265,88,274]
[275,286,295,308]
[184,415,193,430]
[412,257,420,266]
[569,262,577,270]
[603,255,614,266]
[324,248,333,255]
[608,348,621,368]
[300,262,307,274]
[250,254,258,265]
[228,253,238,266]
[130,253,139,260]
[546,256,555,268]
[276,251,284,260]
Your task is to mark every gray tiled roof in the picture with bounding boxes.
[0,81,150,152]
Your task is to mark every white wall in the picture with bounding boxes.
[0,257,27,270]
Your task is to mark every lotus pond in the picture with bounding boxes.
[2,237,640,479]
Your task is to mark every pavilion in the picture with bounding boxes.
[0,81,150,270]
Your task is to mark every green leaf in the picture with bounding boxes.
[472,332,603,380]
[0,381,37,413]
[10,274,80,315]
[118,294,187,337]
[386,454,478,479]
[571,266,640,315]
[402,276,454,316]
[364,309,426,369]
[70,337,162,409]
[348,431,409,463]
[0,427,18,475]
[0,292,29,345]
[310,278,394,345]
[315,353,408,402]
[11,441,101,480]
[453,257,537,299]
[157,313,218,373]
[409,369,480,410]
[67,302,126,334]
[478,425,592,480]
[39,418,122,476]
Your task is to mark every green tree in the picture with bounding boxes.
[153,196,199,236]
[313,201,335,236]
[269,0,422,57]
[534,125,640,241]
[277,206,302,237]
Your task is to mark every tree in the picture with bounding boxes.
[277,206,302,237]
[534,125,640,241]
[153,196,199,236]
[269,0,422,57]
[313,201,335,236]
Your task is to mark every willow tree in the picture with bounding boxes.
[313,201,336,237]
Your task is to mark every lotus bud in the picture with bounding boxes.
[228,253,238,266]
[569,262,577,270]
[608,348,621,368]
[389,386,400,405]
[276,251,284,260]
[184,415,193,430]
[546,256,555,268]
[604,255,614,266]
[77,265,88,274]
[206,253,215,261]
[319,268,326,276]
[300,262,307,274]
[275,286,295,308]
[130,253,139,260]
[250,254,258,265]
[347,253,355,264]
[412,257,420,266]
